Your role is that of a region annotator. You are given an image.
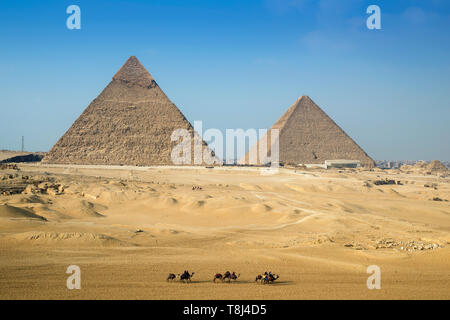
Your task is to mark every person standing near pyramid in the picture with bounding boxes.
[44,56,217,166]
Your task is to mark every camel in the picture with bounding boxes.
[230,272,240,281]
[166,273,178,282]
[180,270,195,282]
[263,274,279,284]
[213,273,223,282]
[214,271,240,283]
[255,272,279,284]
[222,271,232,282]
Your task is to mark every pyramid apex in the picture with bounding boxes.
[297,95,311,102]
[294,95,318,109]
[113,56,155,87]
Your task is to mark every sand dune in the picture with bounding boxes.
[0,204,46,221]
[4,231,129,247]
[0,164,449,299]
[52,199,106,218]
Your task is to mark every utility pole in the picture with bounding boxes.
[21,136,24,152]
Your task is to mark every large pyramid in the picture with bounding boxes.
[44,56,215,166]
[241,95,374,167]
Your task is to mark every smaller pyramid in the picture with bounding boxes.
[241,95,374,167]
[426,160,448,172]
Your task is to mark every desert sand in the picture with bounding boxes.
[0,163,449,299]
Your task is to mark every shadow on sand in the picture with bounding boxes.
[168,280,293,286]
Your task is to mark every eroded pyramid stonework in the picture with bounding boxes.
[44,56,215,166]
[242,96,375,167]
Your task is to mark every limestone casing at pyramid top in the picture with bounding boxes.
[112,56,156,88]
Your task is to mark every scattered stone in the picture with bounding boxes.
[344,242,366,250]
[1,183,28,195]
[314,235,334,244]
[344,243,353,247]
[82,192,98,200]
[363,181,372,187]
[376,238,443,252]
[37,182,50,191]
[46,188,60,196]
[373,179,397,185]
[23,184,38,195]
[0,164,19,170]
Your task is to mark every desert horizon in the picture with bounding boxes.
[0,161,449,299]
[1,1,449,307]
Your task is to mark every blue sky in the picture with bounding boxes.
[0,0,449,160]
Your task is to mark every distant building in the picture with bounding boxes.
[324,160,360,168]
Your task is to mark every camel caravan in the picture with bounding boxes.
[213,271,240,283]
[166,270,279,284]
[167,270,195,282]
